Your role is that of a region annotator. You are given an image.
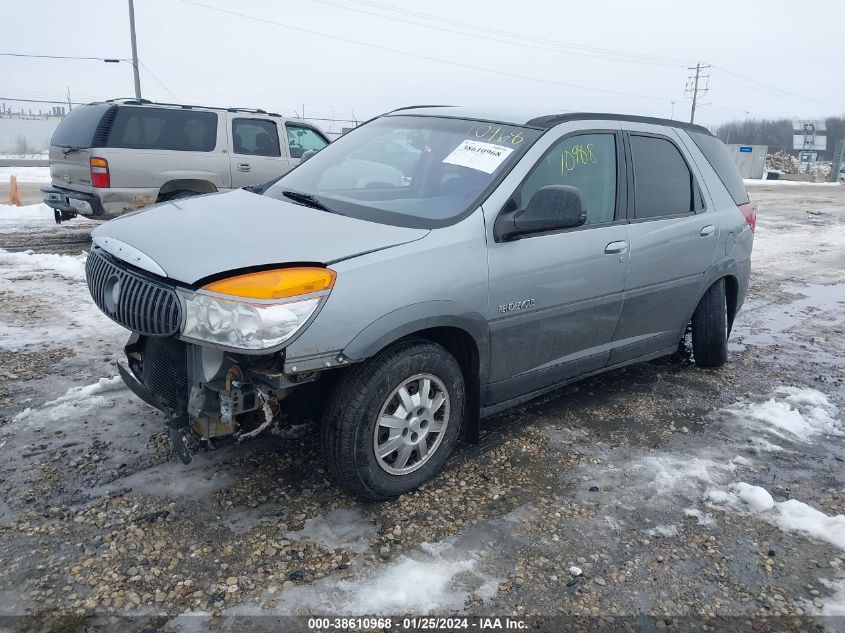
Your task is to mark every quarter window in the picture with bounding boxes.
[106,107,217,152]
[232,118,281,157]
[286,125,328,159]
[518,133,617,225]
[630,135,695,218]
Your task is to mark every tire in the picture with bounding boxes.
[158,190,198,202]
[691,277,729,368]
[321,340,465,500]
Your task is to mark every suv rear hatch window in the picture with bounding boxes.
[688,131,750,205]
[106,107,217,151]
[50,103,114,148]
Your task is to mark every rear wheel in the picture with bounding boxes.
[158,190,198,202]
[321,340,465,500]
[691,277,729,368]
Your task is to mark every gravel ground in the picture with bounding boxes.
[0,185,844,632]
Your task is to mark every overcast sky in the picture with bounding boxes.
[3,0,843,132]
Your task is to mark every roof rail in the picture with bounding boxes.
[102,98,280,117]
[388,104,454,113]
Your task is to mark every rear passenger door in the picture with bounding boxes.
[609,125,718,364]
[227,116,289,188]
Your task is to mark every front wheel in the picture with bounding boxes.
[321,340,465,500]
[691,277,729,368]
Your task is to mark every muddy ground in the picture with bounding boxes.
[0,185,844,632]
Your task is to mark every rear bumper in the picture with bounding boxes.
[42,185,160,217]
[41,186,104,217]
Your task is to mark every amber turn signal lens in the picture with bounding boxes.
[202,267,336,300]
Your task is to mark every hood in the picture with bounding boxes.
[91,189,429,284]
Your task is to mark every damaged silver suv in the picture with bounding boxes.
[86,106,754,499]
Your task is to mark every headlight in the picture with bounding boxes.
[180,267,335,351]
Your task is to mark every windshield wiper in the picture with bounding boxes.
[281,190,340,214]
[62,146,81,156]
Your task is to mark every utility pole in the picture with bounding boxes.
[686,62,710,124]
[128,0,142,100]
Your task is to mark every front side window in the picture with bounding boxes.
[106,107,217,151]
[517,133,617,225]
[286,125,328,158]
[265,116,542,228]
[630,135,695,218]
[232,118,281,157]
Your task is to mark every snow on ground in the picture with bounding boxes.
[708,482,845,553]
[744,178,842,187]
[0,202,53,231]
[13,376,125,423]
[286,508,376,554]
[726,386,842,443]
[0,166,51,183]
[0,248,86,280]
[0,246,125,352]
[0,205,125,352]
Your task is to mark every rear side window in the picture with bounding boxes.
[50,104,113,148]
[232,118,281,156]
[687,131,750,205]
[630,135,694,219]
[106,107,217,151]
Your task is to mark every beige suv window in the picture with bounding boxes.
[232,118,281,157]
[286,124,328,159]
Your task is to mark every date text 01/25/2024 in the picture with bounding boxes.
[307,616,528,630]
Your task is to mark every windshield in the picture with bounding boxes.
[264,115,542,228]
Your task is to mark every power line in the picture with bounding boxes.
[312,0,686,69]
[0,52,121,63]
[710,67,841,109]
[340,0,691,65]
[138,60,178,101]
[0,96,87,106]
[177,0,675,105]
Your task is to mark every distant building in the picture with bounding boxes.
[726,144,767,179]
[0,106,65,154]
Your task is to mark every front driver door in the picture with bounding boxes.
[484,127,630,406]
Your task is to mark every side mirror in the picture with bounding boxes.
[300,149,318,163]
[494,185,586,241]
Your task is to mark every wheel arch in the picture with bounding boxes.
[157,178,218,199]
[342,303,490,443]
[688,259,747,327]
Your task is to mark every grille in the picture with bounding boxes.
[141,336,188,414]
[86,248,181,336]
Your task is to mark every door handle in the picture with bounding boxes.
[237,163,252,172]
[700,224,716,237]
[604,240,628,254]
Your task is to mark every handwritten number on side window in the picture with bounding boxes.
[561,143,597,174]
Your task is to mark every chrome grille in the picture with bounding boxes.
[86,249,181,336]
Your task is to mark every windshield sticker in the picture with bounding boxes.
[466,125,526,145]
[442,140,514,174]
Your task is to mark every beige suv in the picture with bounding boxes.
[42,99,329,222]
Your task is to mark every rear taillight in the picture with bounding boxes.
[90,157,110,188]
[738,202,756,232]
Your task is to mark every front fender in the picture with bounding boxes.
[342,300,491,383]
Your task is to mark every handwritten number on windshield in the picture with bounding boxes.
[465,125,525,146]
